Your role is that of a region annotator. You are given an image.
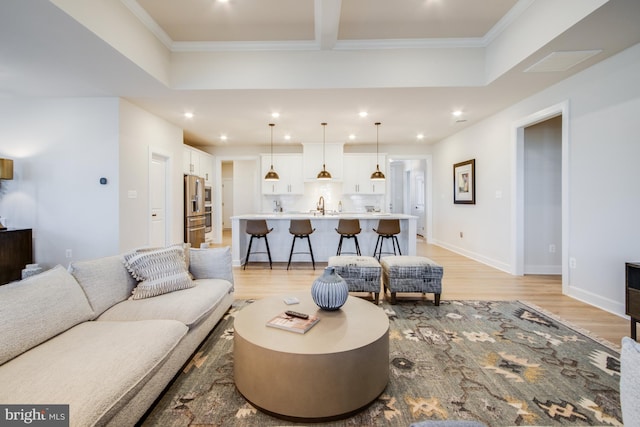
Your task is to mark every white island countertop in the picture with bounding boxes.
[233,212,416,220]
[230,213,417,266]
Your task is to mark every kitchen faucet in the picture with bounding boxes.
[317,196,325,216]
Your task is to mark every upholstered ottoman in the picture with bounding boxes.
[380,256,443,305]
[328,256,382,304]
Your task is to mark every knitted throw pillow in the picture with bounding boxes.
[123,246,194,300]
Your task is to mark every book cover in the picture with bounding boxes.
[266,312,320,334]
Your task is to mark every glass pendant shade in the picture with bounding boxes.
[0,158,13,180]
[370,165,385,181]
[264,166,279,181]
[264,123,279,181]
[371,122,385,181]
[317,167,331,180]
[317,122,332,180]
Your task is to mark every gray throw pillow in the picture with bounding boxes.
[189,246,234,284]
[123,246,194,300]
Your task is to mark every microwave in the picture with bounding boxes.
[204,186,212,205]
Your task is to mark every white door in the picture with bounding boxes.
[150,153,168,247]
[222,178,233,229]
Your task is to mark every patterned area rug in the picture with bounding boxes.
[140,300,622,427]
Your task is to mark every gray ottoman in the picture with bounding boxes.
[328,256,382,304]
[380,256,443,305]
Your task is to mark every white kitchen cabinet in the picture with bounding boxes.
[302,143,343,181]
[342,153,386,194]
[183,147,200,176]
[200,153,213,185]
[183,146,213,184]
[261,154,304,195]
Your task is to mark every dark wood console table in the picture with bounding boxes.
[0,228,33,285]
[625,262,640,340]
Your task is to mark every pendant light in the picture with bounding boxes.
[317,122,332,180]
[264,123,280,181]
[370,122,386,181]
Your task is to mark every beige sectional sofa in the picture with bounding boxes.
[0,245,234,427]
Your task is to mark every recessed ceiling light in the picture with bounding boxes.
[284,134,291,140]
[348,134,356,140]
[220,135,228,141]
[452,111,463,117]
[217,0,229,3]
[271,112,280,118]
[417,134,424,140]
[359,112,368,118]
[184,112,194,119]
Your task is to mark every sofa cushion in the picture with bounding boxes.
[123,246,194,300]
[0,319,187,427]
[69,255,138,316]
[0,265,94,365]
[621,336,640,424]
[98,279,232,328]
[189,246,234,285]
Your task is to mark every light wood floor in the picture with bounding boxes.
[212,231,630,347]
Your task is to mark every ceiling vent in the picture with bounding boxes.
[524,50,602,73]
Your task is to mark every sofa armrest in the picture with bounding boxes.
[189,246,234,285]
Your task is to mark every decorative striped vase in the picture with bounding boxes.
[311,266,349,311]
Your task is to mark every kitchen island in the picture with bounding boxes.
[230,213,417,267]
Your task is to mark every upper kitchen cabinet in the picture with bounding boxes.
[302,143,343,181]
[261,154,304,195]
[342,153,386,194]
[183,146,213,185]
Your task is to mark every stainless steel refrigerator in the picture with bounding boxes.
[184,175,206,247]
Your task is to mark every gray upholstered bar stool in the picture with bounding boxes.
[243,219,273,270]
[372,218,402,261]
[287,219,316,270]
[335,218,362,256]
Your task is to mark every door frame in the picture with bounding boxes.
[511,101,569,292]
[148,147,172,247]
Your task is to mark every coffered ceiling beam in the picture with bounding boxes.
[315,0,342,50]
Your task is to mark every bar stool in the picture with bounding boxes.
[287,219,316,270]
[372,218,402,261]
[243,219,273,270]
[335,218,362,256]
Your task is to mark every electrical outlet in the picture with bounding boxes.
[549,244,556,253]
[569,257,576,269]
[65,249,72,258]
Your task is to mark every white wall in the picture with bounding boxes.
[118,99,185,252]
[0,97,185,271]
[433,42,640,316]
[0,97,120,268]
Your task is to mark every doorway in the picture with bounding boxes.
[222,161,234,229]
[523,116,562,274]
[512,101,569,292]
[388,156,432,241]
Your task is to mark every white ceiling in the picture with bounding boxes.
[1,0,639,148]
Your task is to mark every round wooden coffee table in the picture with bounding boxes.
[233,292,389,420]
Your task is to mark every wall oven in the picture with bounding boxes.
[205,205,212,233]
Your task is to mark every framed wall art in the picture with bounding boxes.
[453,159,475,204]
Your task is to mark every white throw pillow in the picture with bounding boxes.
[621,336,640,425]
[123,246,194,300]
